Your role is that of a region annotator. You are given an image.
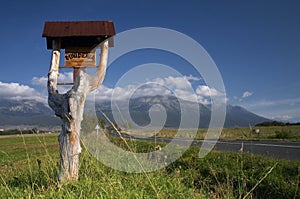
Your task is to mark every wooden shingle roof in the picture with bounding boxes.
[42,21,115,49]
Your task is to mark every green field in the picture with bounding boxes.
[129,125,300,142]
[0,132,299,198]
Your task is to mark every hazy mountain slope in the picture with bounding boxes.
[96,95,270,128]
[0,96,270,128]
[0,99,60,127]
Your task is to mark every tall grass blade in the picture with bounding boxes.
[243,162,278,199]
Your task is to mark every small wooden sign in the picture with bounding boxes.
[63,47,96,68]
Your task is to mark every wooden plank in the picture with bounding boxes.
[66,47,95,52]
[108,37,114,47]
[59,63,96,68]
[73,68,86,82]
[57,82,74,85]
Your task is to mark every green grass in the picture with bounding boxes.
[220,125,300,141]
[0,133,299,198]
[132,125,300,142]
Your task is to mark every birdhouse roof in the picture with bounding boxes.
[42,21,115,49]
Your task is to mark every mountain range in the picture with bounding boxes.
[96,95,270,128]
[0,99,61,129]
[0,96,270,129]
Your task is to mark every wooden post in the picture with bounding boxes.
[48,40,109,182]
[73,67,86,83]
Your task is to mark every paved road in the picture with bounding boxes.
[196,140,300,161]
[110,131,300,161]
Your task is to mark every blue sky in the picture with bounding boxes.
[0,0,299,122]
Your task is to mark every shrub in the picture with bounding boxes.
[275,130,291,139]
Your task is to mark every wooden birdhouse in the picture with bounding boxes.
[42,21,115,85]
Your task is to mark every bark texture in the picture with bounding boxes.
[47,40,108,182]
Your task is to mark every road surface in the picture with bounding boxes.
[210,140,300,161]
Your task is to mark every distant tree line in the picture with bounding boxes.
[255,121,300,127]
[0,128,52,135]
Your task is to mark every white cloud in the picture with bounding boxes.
[195,85,222,97]
[30,73,226,106]
[95,84,172,101]
[0,72,76,105]
[0,81,46,103]
[32,76,47,88]
[242,91,253,98]
[31,72,73,88]
[185,75,202,81]
[247,98,300,108]
[173,88,198,102]
[0,82,35,96]
[241,98,300,122]
[58,72,73,83]
[271,115,293,121]
[32,72,73,86]
[234,91,254,102]
[94,75,224,105]
[149,76,192,90]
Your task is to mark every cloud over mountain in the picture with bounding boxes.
[94,75,225,105]
[30,72,226,109]
[0,81,46,103]
[0,74,269,128]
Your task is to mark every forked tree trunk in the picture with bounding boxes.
[47,40,108,182]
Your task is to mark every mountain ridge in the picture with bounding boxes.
[95,95,271,128]
[0,96,271,129]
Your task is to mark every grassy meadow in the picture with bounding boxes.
[130,125,300,141]
[0,128,299,198]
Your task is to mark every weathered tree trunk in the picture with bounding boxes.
[47,40,108,182]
